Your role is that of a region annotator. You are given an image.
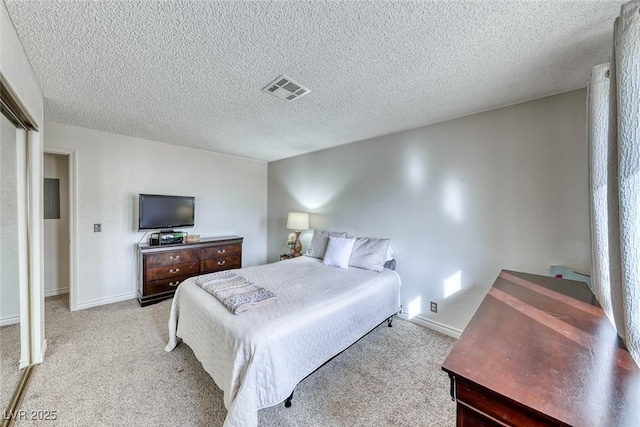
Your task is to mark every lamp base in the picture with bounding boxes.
[293,231,302,257]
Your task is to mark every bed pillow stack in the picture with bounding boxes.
[304,230,348,258]
[348,237,390,272]
[306,229,391,272]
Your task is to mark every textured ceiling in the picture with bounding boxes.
[5,0,624,162]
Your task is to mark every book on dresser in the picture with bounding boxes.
[137,235,243,306]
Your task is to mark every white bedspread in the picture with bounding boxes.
[166,256,401,427]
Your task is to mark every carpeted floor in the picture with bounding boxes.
[15,295,456,426]
[1,322,22,411]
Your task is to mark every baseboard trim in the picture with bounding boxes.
[398,312,463,339]
[44,287,69,298]
[76,292,137,311]
[0,315,20,327]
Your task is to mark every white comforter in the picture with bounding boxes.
[166,256,401,427]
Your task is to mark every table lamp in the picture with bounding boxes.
[286,212,309,257]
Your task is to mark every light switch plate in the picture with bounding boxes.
[94,224,101,232]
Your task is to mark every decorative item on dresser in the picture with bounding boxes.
[137,235,243,306]
[286,212,309,257]
[442,270,640,426]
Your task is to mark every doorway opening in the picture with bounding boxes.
[43,147,77,313]
[43,152,69,310]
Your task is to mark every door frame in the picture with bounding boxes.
[43,146,78,311]
[15,128,30,368]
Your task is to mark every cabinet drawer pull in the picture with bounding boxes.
[169,268,180,274]
[217,260,226,266]
[217,249,226,254]
[169,281,180,287]
[169,255,180,260]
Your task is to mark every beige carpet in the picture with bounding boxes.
[1,322,22,411]
[15,295,456,426]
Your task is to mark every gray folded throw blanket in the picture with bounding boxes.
[195,270,278,314]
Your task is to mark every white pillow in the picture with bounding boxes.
[322,236,356,269]
[304,229,348,258]
[386,244,394,262]
[349,237,390,272]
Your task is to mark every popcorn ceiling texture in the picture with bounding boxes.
[5,0,626,161]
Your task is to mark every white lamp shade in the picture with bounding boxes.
[286,212,309,230]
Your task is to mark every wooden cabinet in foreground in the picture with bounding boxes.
[442,270,640,426]
[137,235,243,306]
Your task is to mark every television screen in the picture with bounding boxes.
[138,194,195,231]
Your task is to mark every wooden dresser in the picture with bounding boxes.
[137,235,243,306]
[442,270,640,426]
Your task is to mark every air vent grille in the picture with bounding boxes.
[262,75,311,102]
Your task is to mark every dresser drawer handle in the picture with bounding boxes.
[169,255,180,260]
[217,249,226,254]
[217,260,226,266]
[169,268,180,274]
[169,281,180,287]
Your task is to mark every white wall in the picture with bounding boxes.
[0,2,43,124]
[1,0,46,363]
[268,89,590,335]
[44,122,268,309]
[43,153,70,297]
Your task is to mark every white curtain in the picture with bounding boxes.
[588,1,640,367]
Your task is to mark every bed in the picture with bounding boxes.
[166,255,401,427]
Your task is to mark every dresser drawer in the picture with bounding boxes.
[201,255,241,273]
[145,249,199,267]
[143,275,191,296]
[146,261,199,281]
[201,244,241,260]
[138,236,243,306]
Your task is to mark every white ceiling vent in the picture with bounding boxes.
[262,75,311,102]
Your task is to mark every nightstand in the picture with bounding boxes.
[280,253,293,261]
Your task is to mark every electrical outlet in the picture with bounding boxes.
[94,224,101,232]
[430,301,438,313]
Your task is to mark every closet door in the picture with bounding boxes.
[0,108,30,413]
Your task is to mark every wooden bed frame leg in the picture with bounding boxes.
[387,316,393,327]
[284,390,294,408]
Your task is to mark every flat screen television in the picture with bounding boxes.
[138,194,195,231]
